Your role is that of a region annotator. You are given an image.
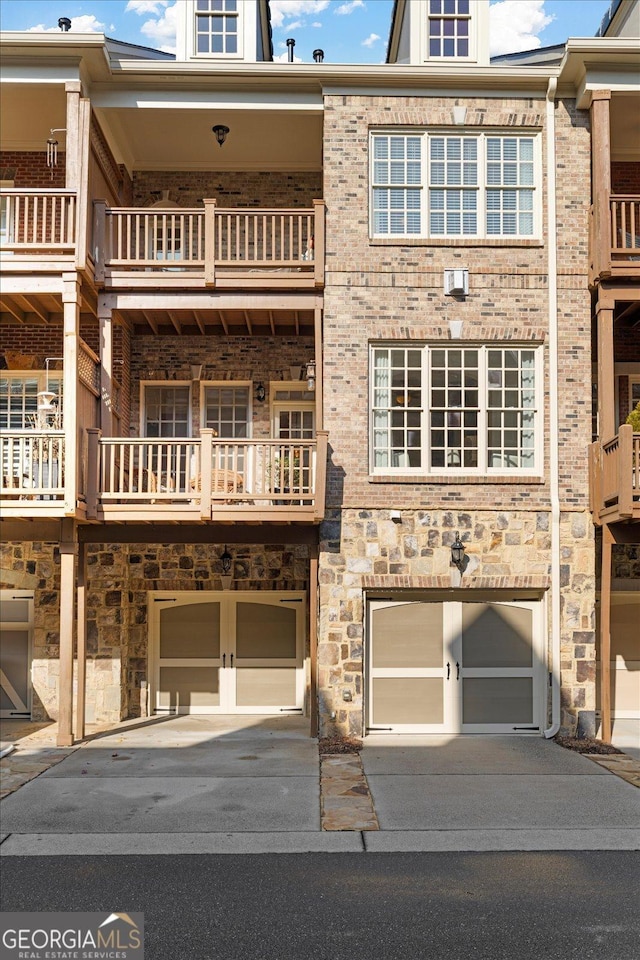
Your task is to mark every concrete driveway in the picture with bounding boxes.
[1,718,638,855]
[360,735,640,852]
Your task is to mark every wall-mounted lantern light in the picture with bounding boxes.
[212,124,230,147]
[221,545,232,574]
[451,532,466,571]
[255,382,266,403]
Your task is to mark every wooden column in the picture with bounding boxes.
[204,198,217,286]
[599,524,613,743]
[596,297,615,442]
[57,519,77,747]
[75,97,91,271]
[590,91,612,281]
[309,543,319,738]
[98,296,113,435]
[64,81,82,192]
[75,540,87,741]
[62,273,81,515]
[314,304,323,430]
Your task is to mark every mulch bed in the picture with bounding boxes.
[555,735,623,755]
[318,736,363,756]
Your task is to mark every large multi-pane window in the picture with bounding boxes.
[371,132,538,239]
[371,345,540,475]
[195,0,239,55]
[427,0,471,58]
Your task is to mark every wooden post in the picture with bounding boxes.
[590,91,612,281]
[596,299,615,442]
[93,200,108,284]
[99,298,113,435]
[86,427,101,520]
[200,428,213,519]
[599,524,613,743]
[314,304,323,431]
[309,543,319,738]
[617,423,634,517]
[75,540,87,741]
[62,273,80,516]
[74,97,91,271]
[57,519,76,747]
[64,81,82,192]
[313,431,328,523]
[313,199,325,289]
[204,199,217,286]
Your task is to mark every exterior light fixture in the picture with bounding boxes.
[305,360,316,392]
[256,382,266,402]
[58,17,72,31]
[451,532,466,570]
[221,545,232,574]
[190,363,203,381]
[212,124,230,147]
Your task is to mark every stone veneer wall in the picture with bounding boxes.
[1,541,310,723]
[318,93,594,736]
[318,509,595,737]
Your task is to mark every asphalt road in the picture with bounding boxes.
[1,852,639,960]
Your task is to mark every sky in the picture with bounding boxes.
[0,0,611,63]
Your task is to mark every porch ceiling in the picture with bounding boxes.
[0,289,97,326]
[119,307,315,337]
[96,106,323,173]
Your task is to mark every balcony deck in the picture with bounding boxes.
[94,200,325,291]
[85,431,328,524]
[589,426,640,525]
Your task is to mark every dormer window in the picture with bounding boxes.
[428,0,470,58]
[196,0,239,56]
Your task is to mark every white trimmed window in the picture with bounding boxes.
[371,132,539,239]
[370,345,541,475]
[143,385,191,437]
[195,0,239,55]
[427,0,471,58]
[0,372,63,429]
[202,383,250,438]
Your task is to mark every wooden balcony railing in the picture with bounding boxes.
[590,194,640,282]
[87,429,328,521]
[610,196,640,257]
[94,199,325,288]
[0,190,77,253]
[589,425,640,522]
[1,431,65,503]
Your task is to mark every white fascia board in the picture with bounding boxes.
[90,89,323,110]
[0,62,81,83]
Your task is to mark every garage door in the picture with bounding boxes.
[367,597,544,734]
[150,592,305,715]
[0,593,33,719]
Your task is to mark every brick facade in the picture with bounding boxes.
[132,171,322,209]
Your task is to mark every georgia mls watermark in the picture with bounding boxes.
[0,912,144,960]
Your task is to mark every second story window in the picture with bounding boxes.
[196,0,239,56]
[371,132,539,240]
[428,0,471,59]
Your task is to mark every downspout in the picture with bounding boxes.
[544,76,561,737]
